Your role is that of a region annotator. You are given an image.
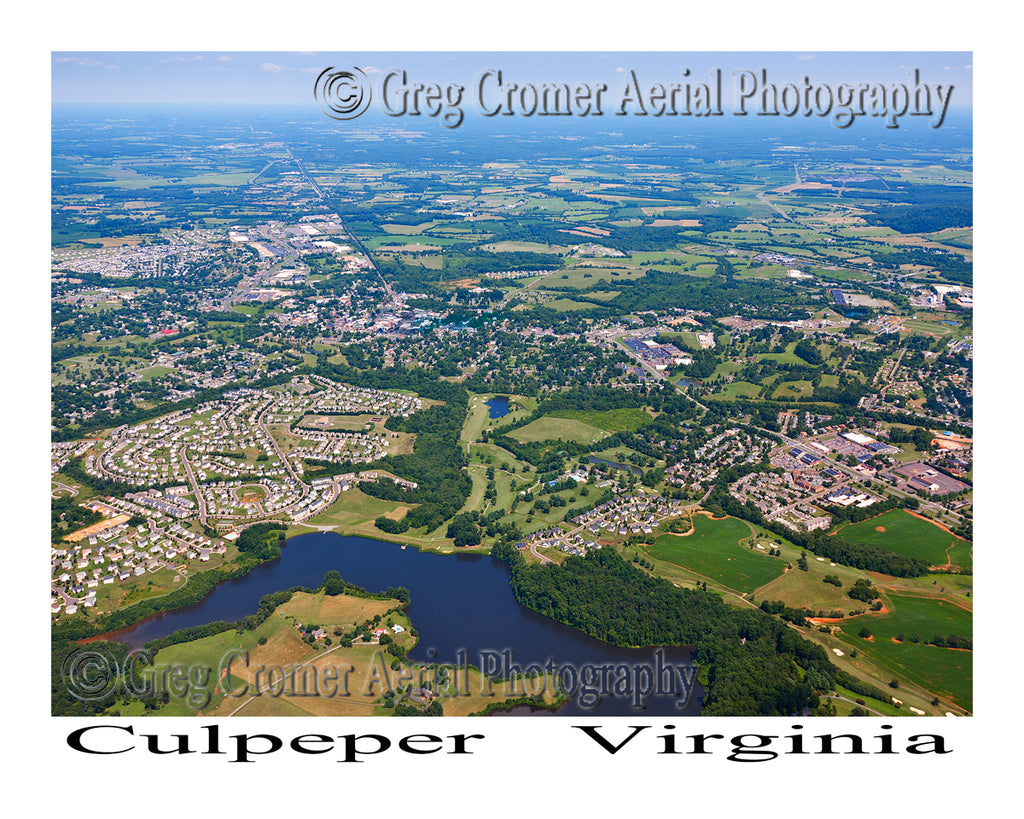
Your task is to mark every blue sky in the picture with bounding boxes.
[52,51,972,108]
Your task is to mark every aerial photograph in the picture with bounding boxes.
[50,51,973,720]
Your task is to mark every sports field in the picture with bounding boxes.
[648,514,786,593]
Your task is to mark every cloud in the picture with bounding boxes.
[216,55,234,62]
[54,56,118,68]
[615,66,626,72]
[964,64,972,70]
[797,54,815,61]
[260,62,288,72]
[362,65,380,74]
[160,55,204,63]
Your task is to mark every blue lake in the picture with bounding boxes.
[485,396,510,418]
[109,532,700,716]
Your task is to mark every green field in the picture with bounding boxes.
[543,297,602,312]
[536,265,645,288]
[753,554,878,615]
[771,379,814,399]
[648,514,786,593]
[547,407,652,433]
[510,415,611,444]
[137,365,174,381]
[755,340,805,365]
[715,381,762,399]
[834,592,972,709]
[299,489,415,533]
[837,509,971,570]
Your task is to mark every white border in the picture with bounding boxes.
[14,1,1015,813]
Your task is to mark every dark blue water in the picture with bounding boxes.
[109,532,699,716]
[485,396,510,418]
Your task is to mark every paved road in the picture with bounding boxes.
[179,444,208,525]
[529,541,554,564]
[52,481,79,498]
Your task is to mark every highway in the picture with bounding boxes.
[284,143,398,304]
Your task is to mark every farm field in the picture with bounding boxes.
[276,590,398,625]
[140,589,548,717]
[648,514,786,594]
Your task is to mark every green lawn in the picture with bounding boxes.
[648,515,786,593]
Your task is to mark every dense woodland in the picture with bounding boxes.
[492,542,858,715]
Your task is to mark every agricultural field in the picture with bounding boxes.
[276,590,398,625]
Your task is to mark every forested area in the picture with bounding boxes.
[314,360,472,531]
[492,543,842,716]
